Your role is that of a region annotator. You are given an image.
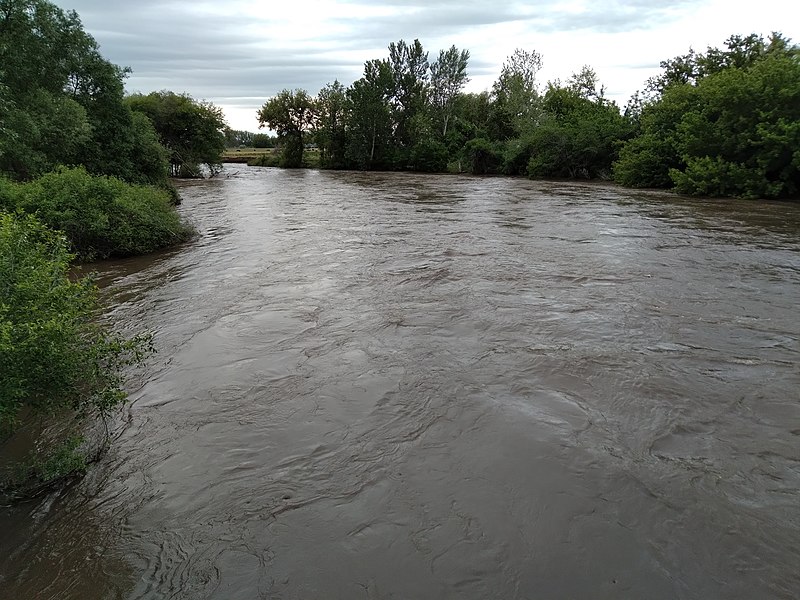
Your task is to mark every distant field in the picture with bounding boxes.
[221,147,321,168]
[221,147,276,163]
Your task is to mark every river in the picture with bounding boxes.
[1,166,799,599]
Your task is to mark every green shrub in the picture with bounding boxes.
[462,138,503,175]
[11,166,193,260]
[248,152,280,168]
[409,139,448,172]
[0,435,88,500]
[0,212,153,433]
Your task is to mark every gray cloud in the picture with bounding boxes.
[52,0,705,128]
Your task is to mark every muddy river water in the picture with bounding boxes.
[1,167,799,599]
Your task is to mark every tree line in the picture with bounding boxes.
[257,34,799,199]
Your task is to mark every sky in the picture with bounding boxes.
[55,0,799,132]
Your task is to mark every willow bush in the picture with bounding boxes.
[0,212,152,434]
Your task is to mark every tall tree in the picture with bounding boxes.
[345,60,393,169]
[430,45,470,138]
[616,33,800,198]
[526,80,631,179]
[386,39,430,163]
[491,48,543,139]
[257,89,316,168]
[315,80,348,169]
[0,0,169,184]
[567,65,605,101]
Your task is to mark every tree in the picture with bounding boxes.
[127,91,228,177]
[614,83,697,187]
[430,45,470,138]
[616,32,800,198]
[491,48,543,139]
[252,133,277,148]
[0,0,171,185]
[224,129,254,147]
[386,39,430,165]
[257,89,316,168]
[526,81,631,179]
[345,60,393,169]
[669,48,800,198]
[567,65,605,101]
[315,80,348,168]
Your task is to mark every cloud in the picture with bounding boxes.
[53,0,798,130]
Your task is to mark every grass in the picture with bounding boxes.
[222,148,322,169]
[221,147,276,163]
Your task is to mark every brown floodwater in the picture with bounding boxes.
[1,166,799,599]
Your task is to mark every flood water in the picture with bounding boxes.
[1,166,799,599]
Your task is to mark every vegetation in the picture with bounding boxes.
[2,167,194,260]
[257,89,316,168]
[254,41,630,177]
[614,33,800,198]
[126,91,228,177]
[0,0,204,496]
[0,212,152,435]
[1,435,88,500]
[248,33,798,199]
[0,0,168,185]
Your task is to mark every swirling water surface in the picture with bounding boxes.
[1,167,799,599]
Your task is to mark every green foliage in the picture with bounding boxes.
[224,128,254,147]
[126,91,227,177]
[430,46,470,138]
[0,435,87,500]
[344,60,393,169]
[462,138,503,175]
[613,133,677,188]
[616,32,800,198]
[386,39,430,156]
[0,212,153,433]
[0,0,171,186]
[257,89,316,169]
[27,435,87,482]
[491,49,543,140]
[252,133,277,148]
[526,84,632,179]
[7,167,193,260]
[248,32,797,198]
[409,138,448,172]
[315,80,348,169]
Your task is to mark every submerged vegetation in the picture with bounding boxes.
[253,33,799,199]
[0,212,153,433]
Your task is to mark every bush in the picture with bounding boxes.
[248,152,280,168]
[462,138,503,175]
[613,133,679,188]
[10,166,194,260]
[410,139,448,172]
[0,212,152,433]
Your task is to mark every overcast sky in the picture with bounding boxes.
[54,0,798,131]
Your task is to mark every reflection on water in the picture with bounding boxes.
[1,167,799,599]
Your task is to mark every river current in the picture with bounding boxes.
[1,166,799,599]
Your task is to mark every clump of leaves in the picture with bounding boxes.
[7,166,194,261]
[0,211,153,435]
